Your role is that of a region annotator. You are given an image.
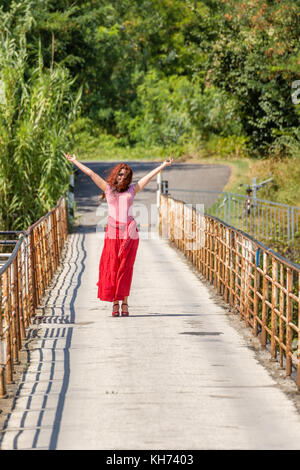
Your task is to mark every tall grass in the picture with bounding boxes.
[0,30,81,230]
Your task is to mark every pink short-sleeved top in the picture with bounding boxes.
[105,183,136,223]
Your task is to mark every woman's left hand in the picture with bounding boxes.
[163,157,174,167]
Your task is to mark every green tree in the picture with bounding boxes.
[0,4,81,230]
[210,0,300,155]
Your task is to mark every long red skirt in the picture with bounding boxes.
[97,218,139,302]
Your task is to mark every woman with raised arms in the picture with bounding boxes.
[64,153,173,317]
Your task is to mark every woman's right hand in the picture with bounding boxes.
[64,153,77,163]
[162,157,174,167]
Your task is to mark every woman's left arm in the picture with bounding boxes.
[135,158,174,194]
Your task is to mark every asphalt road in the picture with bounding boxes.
[74,160,231,230]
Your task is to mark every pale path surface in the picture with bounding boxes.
[1,162,300,449]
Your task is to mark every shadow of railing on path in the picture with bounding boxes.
[0,227,87,450]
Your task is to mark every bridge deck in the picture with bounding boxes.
[1,162,300,450]
[1,229,300,449]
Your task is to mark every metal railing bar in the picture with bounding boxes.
[169,188,226,194]
[160,193,300,390]
[24,196,64,234]
[0,237,24,276]
[0,241,18,245]
[204,211,300,271]
[0,231,24,235]
[168,187,300,210]
[0,197,68,397]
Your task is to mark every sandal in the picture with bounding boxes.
[112,302,120,317]
[121,303,129,317]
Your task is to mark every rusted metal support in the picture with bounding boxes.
[286,268,293,376]
[261,252,268,349]
[0,197,68,397]
[297,272,300,390]
[160,194,300,391]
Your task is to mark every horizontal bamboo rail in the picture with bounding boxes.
[160,194,300,390]
[0,197,68,398]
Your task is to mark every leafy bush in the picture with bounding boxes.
[114,70,243,149]
[211,0,300,155]
[0,30,81,230]
[205,135,249,159]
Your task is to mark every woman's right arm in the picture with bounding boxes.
[64,153,107,192]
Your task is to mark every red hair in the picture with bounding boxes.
[100,163,133,200]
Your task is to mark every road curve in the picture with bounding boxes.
[74,160,231,229]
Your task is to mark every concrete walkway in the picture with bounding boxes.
[1,161,300,450]
[1,227,300,449]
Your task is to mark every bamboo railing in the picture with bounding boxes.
[160,195,300,390]
[0,197,68,398]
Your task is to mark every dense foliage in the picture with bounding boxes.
[0,1,81,229]
[0,0,300,228]
[212,0,300,155]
